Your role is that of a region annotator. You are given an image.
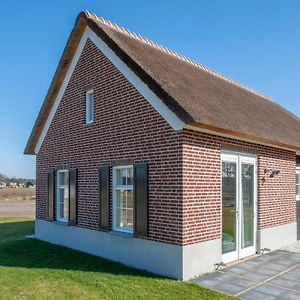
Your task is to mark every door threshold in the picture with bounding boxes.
[221,253,259,269]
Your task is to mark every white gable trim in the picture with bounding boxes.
[34,27,184,154]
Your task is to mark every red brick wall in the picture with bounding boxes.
[36,38,297,246]
[182,129,296,245]
[37,39,183,244]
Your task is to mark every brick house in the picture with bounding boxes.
[25,11,300,280]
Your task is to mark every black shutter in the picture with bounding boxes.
[134,163,148,237]
[47,170,55,221]
[297,156,300,167]
[69,169,77,225]
[99,166,110,231]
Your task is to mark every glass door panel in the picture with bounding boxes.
[222,153,257,263]
[222,161,237,254]
[296,170,300,200]
[241,163,254,249]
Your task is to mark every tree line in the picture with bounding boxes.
[0,172,36,185]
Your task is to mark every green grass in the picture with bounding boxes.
[0,218,234,300]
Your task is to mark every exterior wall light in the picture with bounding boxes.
[270,170,280,178]
[264,169,280,178]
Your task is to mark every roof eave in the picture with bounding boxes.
[185,123,300,154]
[24,11,300,157]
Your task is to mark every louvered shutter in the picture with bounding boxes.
[99,166,110,230]
[69,169,77,225]
[47,170,55,221]
[134,163,148,237]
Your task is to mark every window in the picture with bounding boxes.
[297,169,300,201]
[56,170,69,223]
[113,166,134,233]
[86,89,94,124]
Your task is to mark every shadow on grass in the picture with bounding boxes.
[0,220,163,280]
[0,220,35,244]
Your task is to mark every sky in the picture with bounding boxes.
[0,0,299,179]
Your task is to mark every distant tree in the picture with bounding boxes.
[25,181,34,188]
[0,171,36,185]
[0,173,8,181]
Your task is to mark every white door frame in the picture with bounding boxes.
[221,153,239,263]
[296,167,300,201]
[221,152,257,263]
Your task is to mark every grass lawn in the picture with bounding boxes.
[0,218,234,300]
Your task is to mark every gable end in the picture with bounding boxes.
[31,26,184,154]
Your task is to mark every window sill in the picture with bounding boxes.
[54,220,70,226]
[109,230,133,238]
[84,121,94,127]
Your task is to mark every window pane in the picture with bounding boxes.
[297,172,300,197]
[114,166,134,232]
[86,92,94,122]
[116,167,133,186]
[58,187,69,220]
[57,170,69,222]
[127,209,134,229]
[63,187,69,219]
[116,190,126,208]
[59,201,64,218]
[222,161,237,254]
[116,208,126,229]
[89,95,93,118]
[127,168,133,185]
[58,171,69,186]
[116,168,127,186]
[116,208,133,230]
[127,190,133,208]
[241,164,254,249]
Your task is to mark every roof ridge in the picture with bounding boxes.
[84,10,273,102]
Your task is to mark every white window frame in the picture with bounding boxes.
[56,169,69,223]
[296,168,300,201]
[86,89,94,124]
[112,165,134,234]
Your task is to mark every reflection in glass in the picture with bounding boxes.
[115,189,133,230]
[296,171,299,197]
[57,170,69,222]
[116,168,133,186]
[242,164,254,248]
[222,161,237,254]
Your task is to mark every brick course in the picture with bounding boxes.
[182,129,296,245]
[36,38,297,246]
[37,39,183,244]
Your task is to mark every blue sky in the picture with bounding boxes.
[0,0,299,178]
